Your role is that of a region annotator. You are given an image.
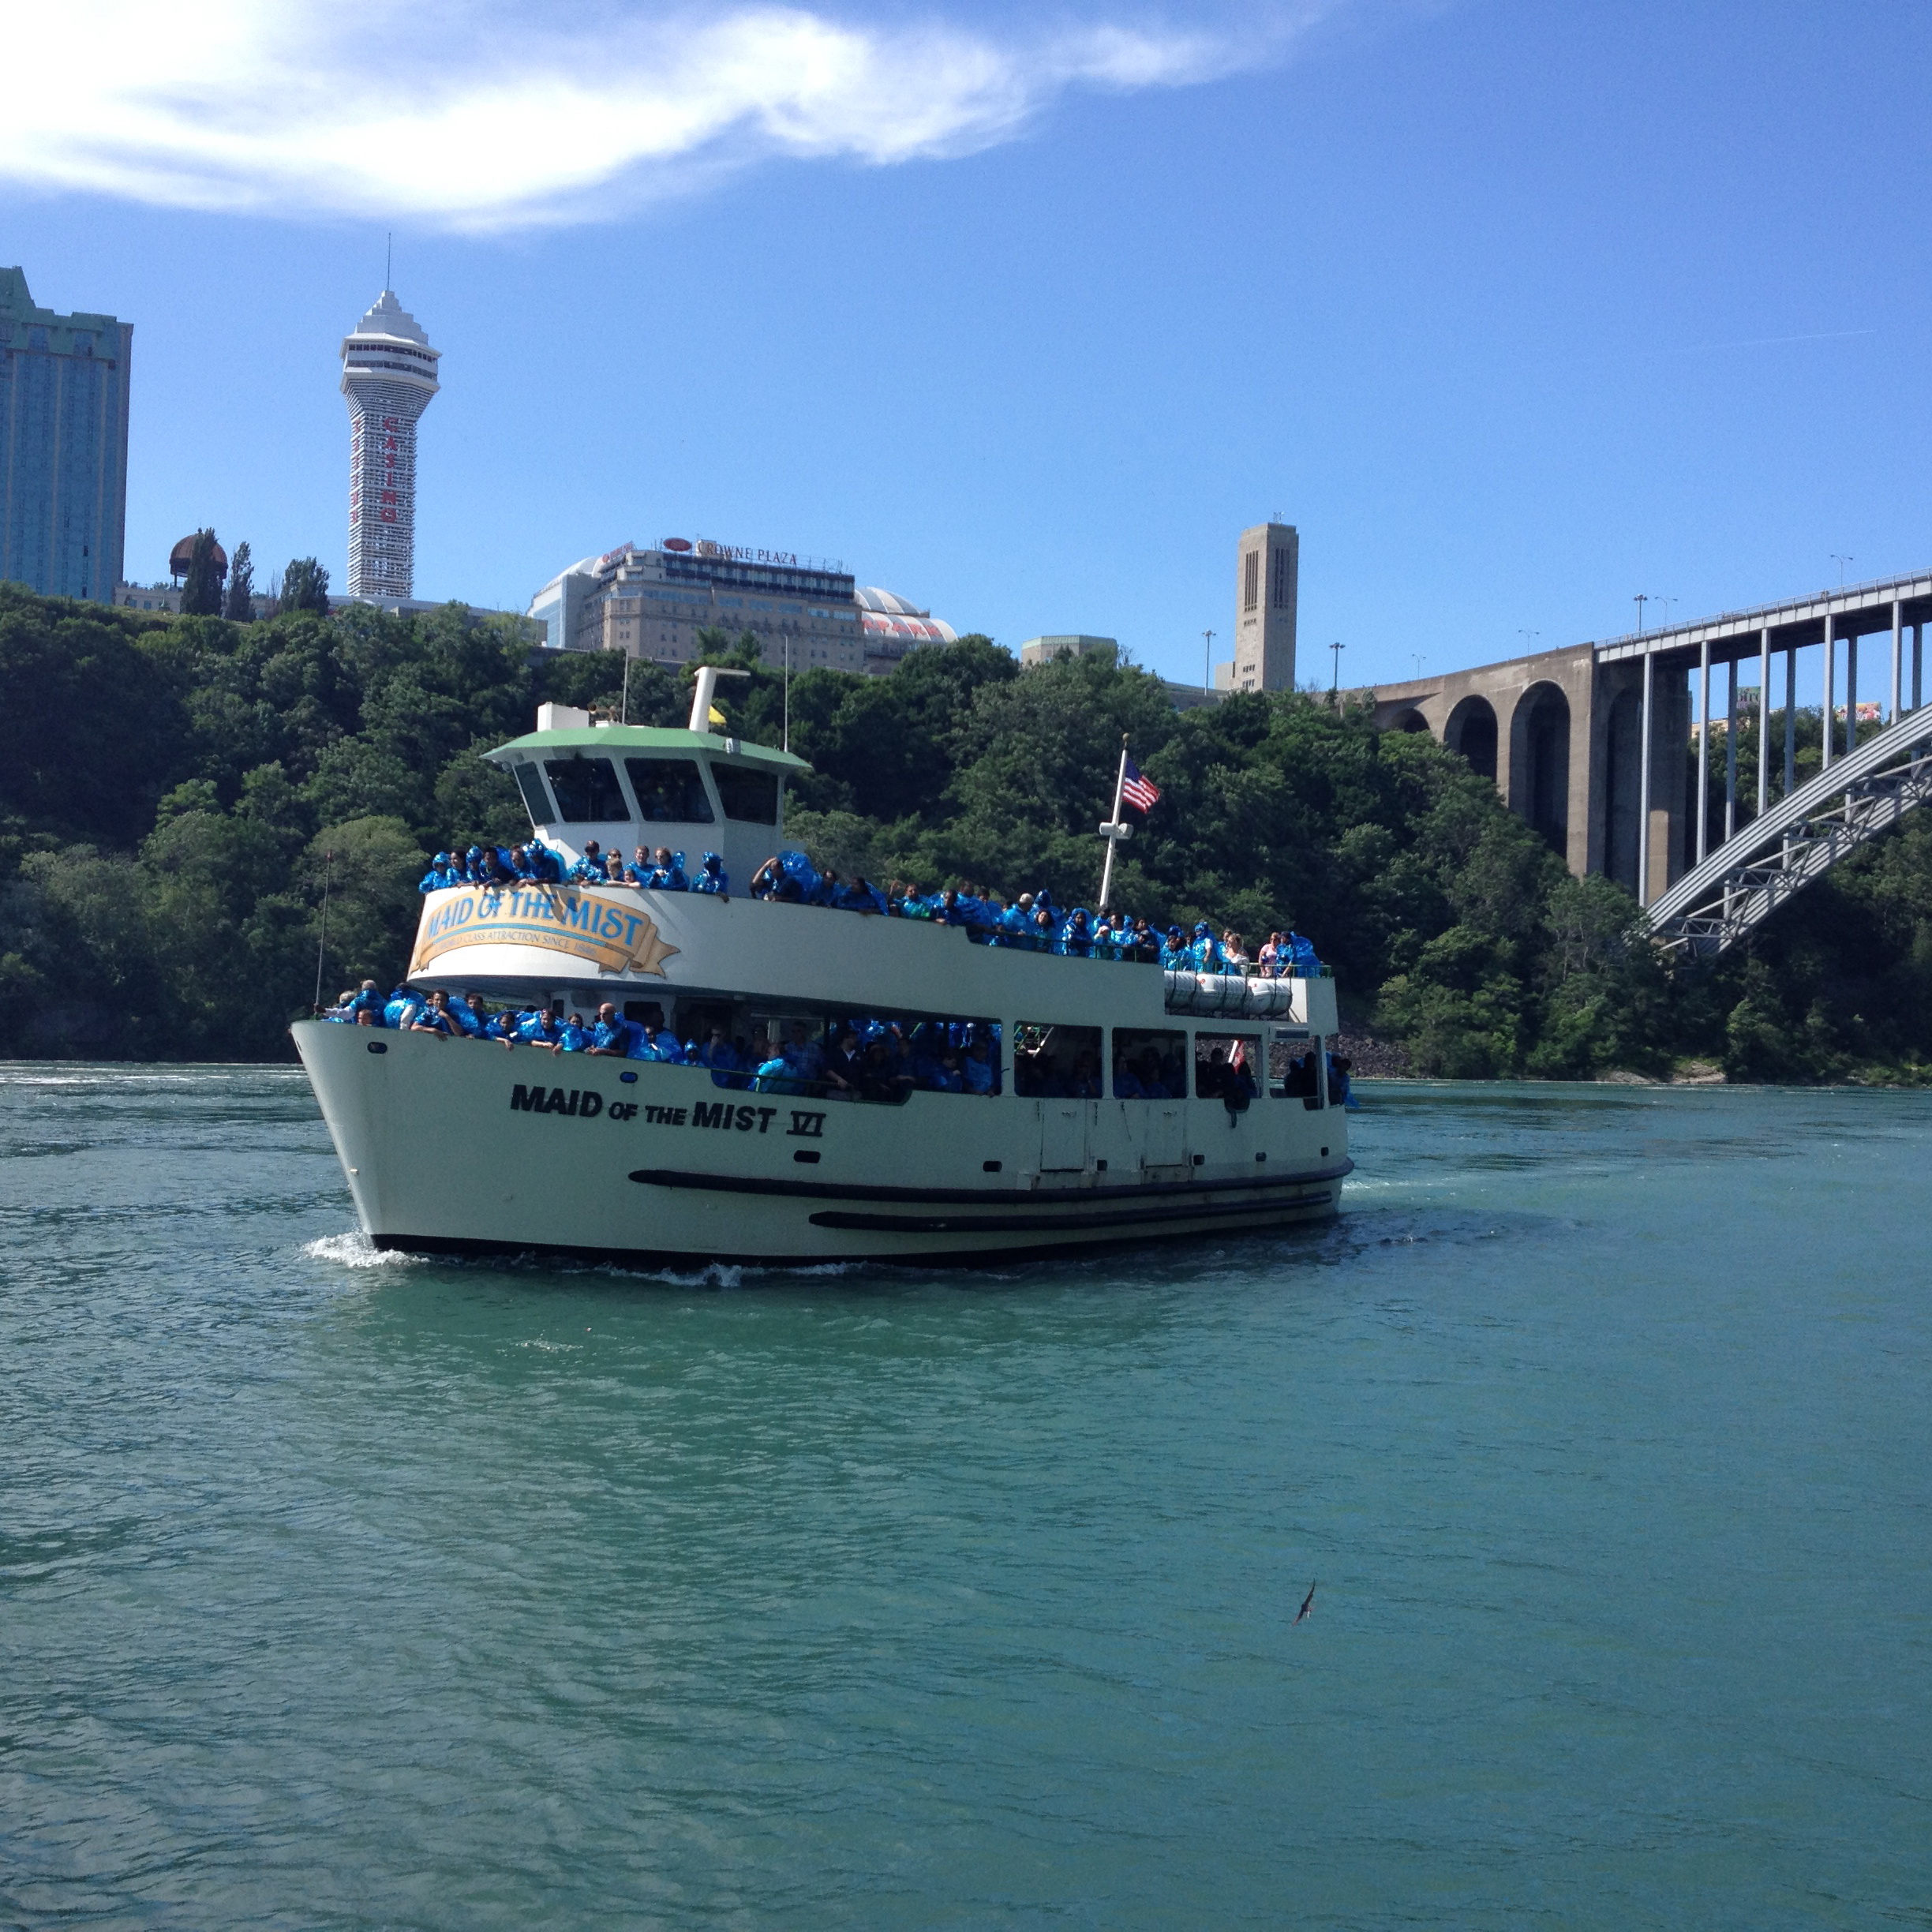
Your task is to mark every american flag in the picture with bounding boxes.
[1121,756,1160,814]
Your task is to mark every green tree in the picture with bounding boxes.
[281,556,331,613]
[179,529,225,616]
[223,540,255,622]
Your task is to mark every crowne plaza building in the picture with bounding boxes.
[529,538,957,677]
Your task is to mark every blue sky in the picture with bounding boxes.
[6,0,1929,689]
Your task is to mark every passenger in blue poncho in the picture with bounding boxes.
[643,846,688,891]
[417,852,459,893]
[695,1027,741,1072]
[553,1012,590,1052]
[409,990,458,1036]
[517,1008,562,1049]
[383,985,422,1029]
[586,1003,634,1056]
[694,852,728,895]
[962,1034,998,1095]
[1057,908,1095,957]
[1186,922,1224,972]
[567,841,610,884]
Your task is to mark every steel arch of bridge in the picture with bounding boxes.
[1646,704,1932,958]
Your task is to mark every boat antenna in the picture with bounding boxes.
[1097,735,1130,912]
[313,848,334,1011]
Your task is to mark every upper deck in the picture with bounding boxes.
[409,883,1338,1033]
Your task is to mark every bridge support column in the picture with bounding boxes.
[1725,657,1738,841]
[1638,652,1653,905]
[1916,622,1924,713]
[1822,615,1836,772]
[1892,601,1903,721]
[1696,638,1711,863]
[1757,627,1770,818]
[1848,633,1859,756]
[1784,644,1797,796]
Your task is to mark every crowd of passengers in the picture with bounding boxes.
[321,984,1354,1106]
[419,838,726,895]
[419,839,1322,975]
[320,983,1002,1098]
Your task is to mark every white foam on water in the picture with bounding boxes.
[303,1230,420,1270]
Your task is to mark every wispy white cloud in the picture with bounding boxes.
[0,2,1324,230]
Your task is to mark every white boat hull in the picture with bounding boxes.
[295,1021,1350,1269]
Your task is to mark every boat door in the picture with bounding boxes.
[1142,1103,1186,1169]
[1038,1100,1089,1171]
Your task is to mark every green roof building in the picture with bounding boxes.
[0,268,132,602]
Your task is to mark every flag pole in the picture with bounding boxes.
[1098,737,1129,912]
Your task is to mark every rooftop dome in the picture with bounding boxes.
[169,533,227,579]
[854,586,929,617]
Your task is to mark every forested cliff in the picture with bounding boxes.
[3,585,1930,1079]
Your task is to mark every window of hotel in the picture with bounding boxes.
[543,756,630,822]
[712,763,780,825]
[1243,550,1260,612]
[624,758,714,822]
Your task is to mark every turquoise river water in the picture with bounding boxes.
[1,1066,1927,1929]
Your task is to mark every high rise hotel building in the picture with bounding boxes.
[0,267,132,602]
[340,289,439,600]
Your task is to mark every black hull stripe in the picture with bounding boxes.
[368,1205,1339,1275]
[627,1159,1352,1206]
[811,1192,1339,1235]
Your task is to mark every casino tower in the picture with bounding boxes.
[339,288,439,600]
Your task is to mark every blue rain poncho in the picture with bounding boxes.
[590,1017,633,1055]
[694,852,728,895]
[1058,910,1095,957]
[445,994,485,1038]
[517,1010,561,1046]
[1186,923,1224,972]
[383,990,423,1029]
[417,854,459,893]
[653,852,690,892]
[1288,930,1320,972]
[777,851,821,900]
[1158,927,1189,972]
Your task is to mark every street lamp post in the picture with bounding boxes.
[1202,630,1215,691]
[1329,640,1346,699]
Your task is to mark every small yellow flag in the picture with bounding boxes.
[708,705,727,725]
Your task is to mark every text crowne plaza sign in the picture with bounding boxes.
[410,886,680,978]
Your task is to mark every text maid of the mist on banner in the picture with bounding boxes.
[410,887,680,978]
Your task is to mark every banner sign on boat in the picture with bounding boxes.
[410,886,679,978]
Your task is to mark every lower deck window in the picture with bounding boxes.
[1268,1030,1326,1106]
[1110,1029,1188,1099]
[1194,1032,1261,1101]
[1013,1024,1103,1098]
[617,994,998,1103]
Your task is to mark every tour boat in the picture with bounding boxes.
[294,671,1351,1268]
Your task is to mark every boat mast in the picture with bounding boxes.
[1097,737,1130,912]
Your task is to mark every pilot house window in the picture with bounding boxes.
[512,763,552,826]
[712,763,781,825]
[625,758,714,822]
[543,757,629,822]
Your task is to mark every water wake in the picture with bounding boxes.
[303,1230,420,1270]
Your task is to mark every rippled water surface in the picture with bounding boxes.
[2,1066,1928,1929]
